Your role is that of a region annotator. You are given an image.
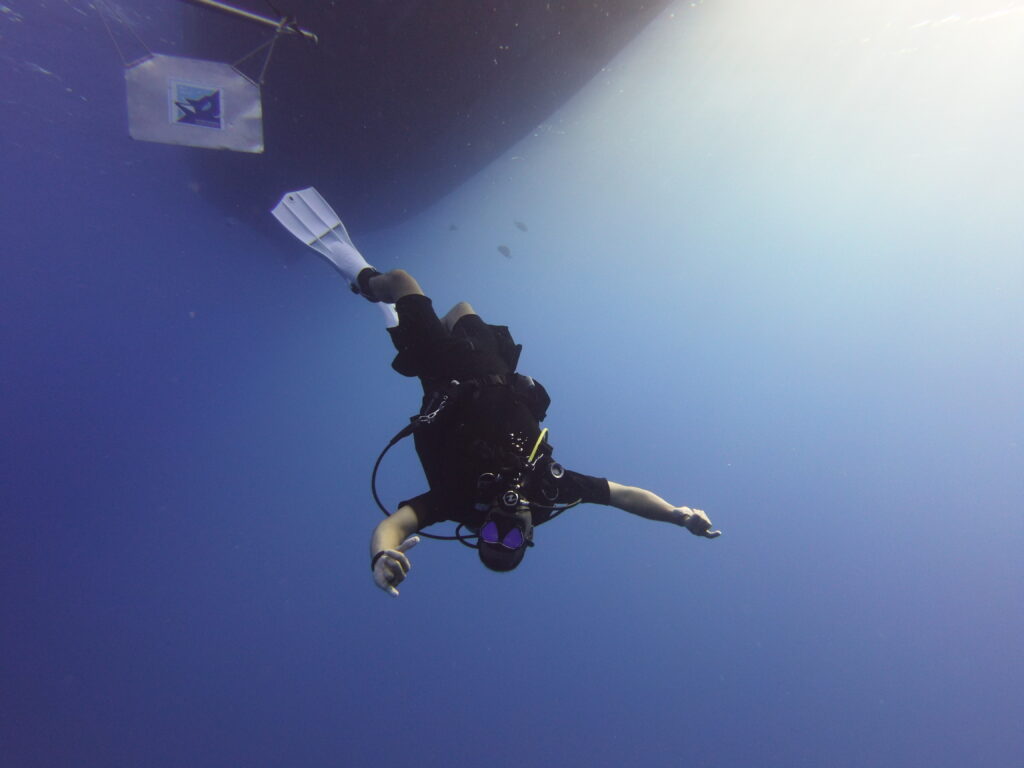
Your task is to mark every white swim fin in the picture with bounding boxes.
[272,187,353,260]
[272,187,398,327]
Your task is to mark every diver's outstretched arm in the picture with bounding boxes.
[369,504,423,596]
[607,481,721,538]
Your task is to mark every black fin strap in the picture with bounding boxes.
[355,268,382,302]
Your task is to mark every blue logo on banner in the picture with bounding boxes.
[172,82,222,129]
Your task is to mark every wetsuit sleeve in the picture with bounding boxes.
[396,492,447,529]
[557,469,611,505]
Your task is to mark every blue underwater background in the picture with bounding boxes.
[2,2,1023,767]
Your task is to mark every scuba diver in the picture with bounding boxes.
[272,188,721,597]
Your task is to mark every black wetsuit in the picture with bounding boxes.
[387,294,609,531]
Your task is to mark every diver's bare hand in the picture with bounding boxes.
[372,536,419,597]
[677,507,721,538]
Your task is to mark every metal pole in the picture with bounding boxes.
[182,0,318,44]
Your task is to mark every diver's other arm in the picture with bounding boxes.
[370,504,422,597]
[607,481,721,538]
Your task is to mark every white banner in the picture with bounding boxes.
[125,54,264,153]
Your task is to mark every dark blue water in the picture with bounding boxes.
[3,2,1022,767]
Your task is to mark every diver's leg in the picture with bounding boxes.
[384,281,450,378]
[362,269,425,304]
[441,301,477,332]
[310,236,419,305]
